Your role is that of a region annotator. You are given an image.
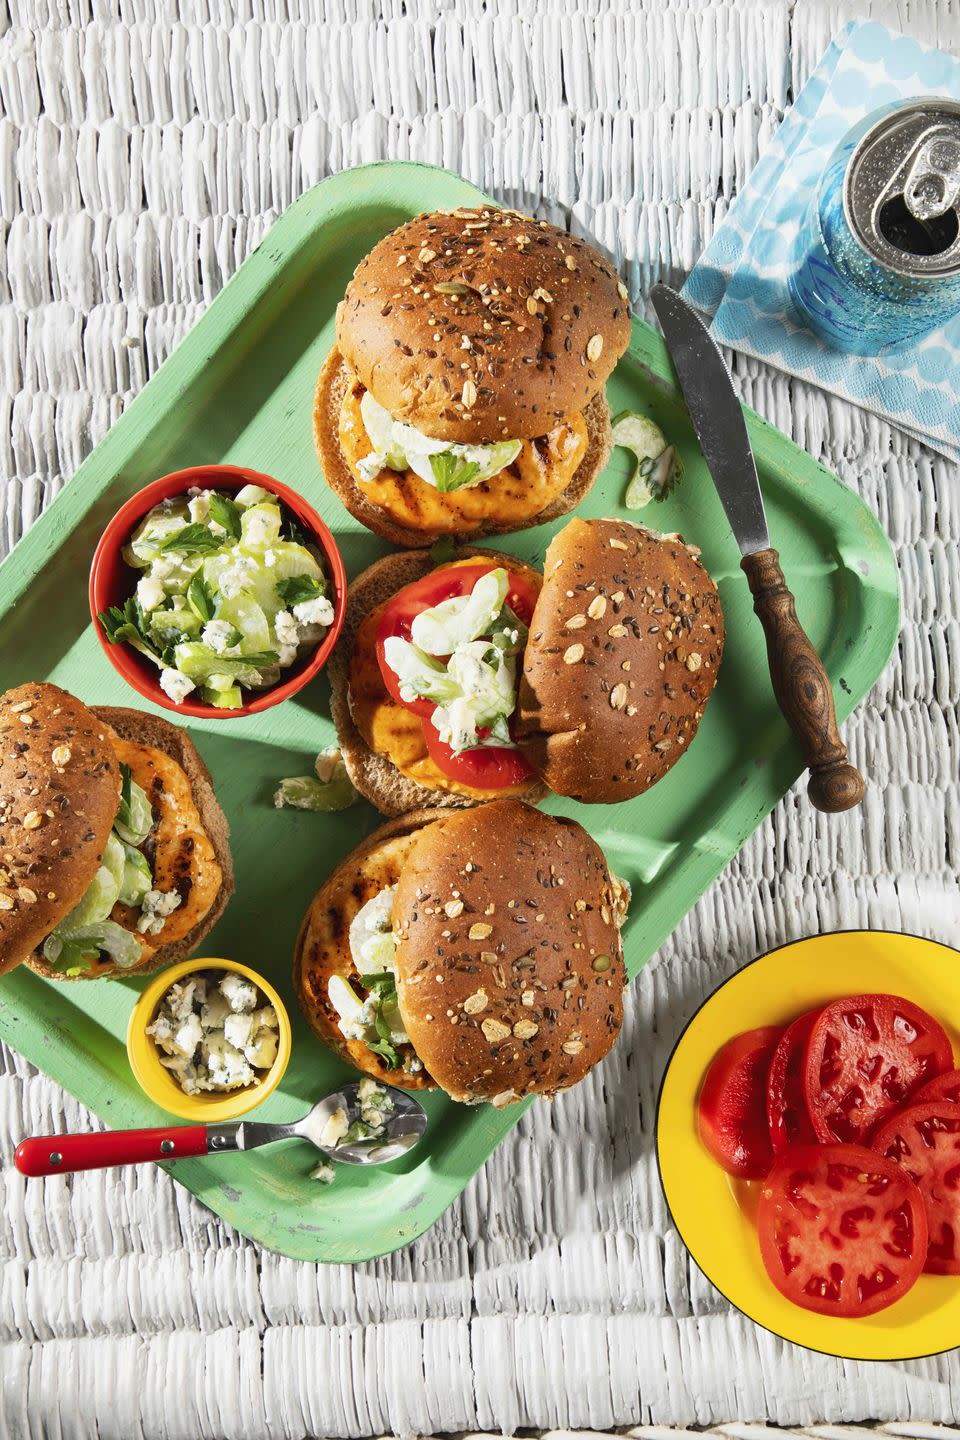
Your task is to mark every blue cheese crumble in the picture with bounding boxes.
[146,970,280,1094]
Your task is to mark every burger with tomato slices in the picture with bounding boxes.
[294,798,629,1102]
[0,683,232,980]
[314,206,632,547]
[328,516,724,814]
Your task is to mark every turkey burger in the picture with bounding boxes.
[314,206,632,546]
[0,683,233,979]
[294,799,628,1104]
[329,518,725,815]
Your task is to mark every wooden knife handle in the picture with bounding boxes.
[741,548,864,813]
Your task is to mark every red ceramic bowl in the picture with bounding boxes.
[89,464,347,719]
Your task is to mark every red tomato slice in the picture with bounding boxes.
[374,560,541,789]
[375,560,540,712]
[914,1068,960,1107]
[422,716,534,789]
[872,1101,960,1275]
[758,1142,928,1317]
[697,1026,783,1179]
[766,1008,821,1155]
[803,993,954,1146]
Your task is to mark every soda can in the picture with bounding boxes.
[788,97,960,355]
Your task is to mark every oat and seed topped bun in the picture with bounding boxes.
[0,682,234,981]
[392,800,626,1104]
[515,518,725,804]
[0,683,120,976]
[335,206,632,445]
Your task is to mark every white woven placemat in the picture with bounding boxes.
[3,0,960,1435]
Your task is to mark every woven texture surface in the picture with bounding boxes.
[3,0,960,1435]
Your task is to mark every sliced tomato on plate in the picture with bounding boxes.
[914,1068,960,1106]
[757,1142,928,1316]
[766,1008,821,1155]
[803,993,953,1146]
[872,1101,960,1275]
[422,716,534,789]
[697,1026,783,1179]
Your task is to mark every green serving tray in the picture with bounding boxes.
[0,162,899,1262]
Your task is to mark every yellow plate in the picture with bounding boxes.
[656,930,960,1360]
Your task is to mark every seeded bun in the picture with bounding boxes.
[25,705,234,981]
[392,800,627,1105]
[515,518,725,803]
[0,683,120,977]
[335,207,632,445]
[293,807,441,1090]
[0,683,234,982]
[313,350,613,549]
[328,546,547,817]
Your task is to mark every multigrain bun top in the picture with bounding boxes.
[336,207,633,444]
[515,518,725,804]
[392,800,626,1104]
[0,683,119,976]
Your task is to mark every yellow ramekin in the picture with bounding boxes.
[126,957,292,1122]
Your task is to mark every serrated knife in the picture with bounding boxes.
[650,284,864,813]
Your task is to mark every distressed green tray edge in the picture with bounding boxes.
[0,162,901,1262]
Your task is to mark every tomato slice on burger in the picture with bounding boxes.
[697,1026,783,1179]
[757,1142,928,1316]
[914,1068,960,1107]
[422,718,534,789]
[803,993,953,1146]
[872,1101,960,1274]
[374,560,541,788]
[765,1008,820,1155]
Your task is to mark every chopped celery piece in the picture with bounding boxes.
[116,768,154,846]
[46,921,142,972]
[274,749,358,812]
[126,504,190,563]
[274,772,358,812]
[612,411,684,508]
[240,502,283,549]
[58,861,122,931]
[118,844,152,906]
[149,603,202,643]
[205,671,238,693]
[173,641,277,688]
[202,683,243,709]
[217,594,271,652]
[234,483,274,508]
[102,832,126,889]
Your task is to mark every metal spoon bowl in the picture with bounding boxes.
[211,1082,429,1166]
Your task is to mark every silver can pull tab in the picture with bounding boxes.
[903,121,960,221]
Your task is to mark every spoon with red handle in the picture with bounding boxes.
[14,1082,427,1175]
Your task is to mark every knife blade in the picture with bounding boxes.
[649,283,865,813]
[650,284,769,556]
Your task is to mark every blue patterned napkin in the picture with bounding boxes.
[682,21,960,463]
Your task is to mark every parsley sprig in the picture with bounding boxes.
[430,452,481,493]
[276,574,324,608]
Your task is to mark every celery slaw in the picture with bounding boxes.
[357,391,521,492]
[42,764,174,975]
[98,484,335,709]
[382,568,526,754]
